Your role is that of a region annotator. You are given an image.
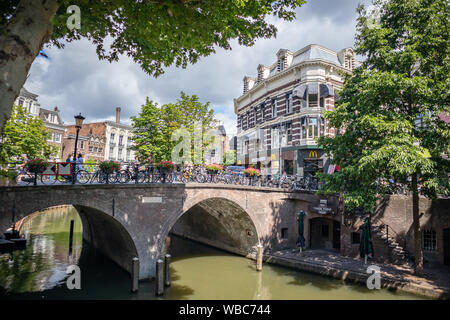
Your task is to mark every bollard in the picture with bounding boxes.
[164,254,171,287]
[68,219,74,255]
[256,244,263,271]
[131,257,139,292]
[156,259,164,296]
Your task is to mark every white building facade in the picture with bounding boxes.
[234,44,357,177]
[104,108,136,162]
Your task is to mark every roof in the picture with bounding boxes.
[18,87,38,100]
[217,125,226,136]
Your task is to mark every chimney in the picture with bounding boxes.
[116,107,121,123]
[54,106,58,112]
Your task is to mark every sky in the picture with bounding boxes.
[24,0,371,138]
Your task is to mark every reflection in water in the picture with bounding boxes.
[0,206,82,294]
[0,206,427,300]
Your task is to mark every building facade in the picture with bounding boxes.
[14,88,67,161]
[62,108,135,163]
[39,107,67,161]
[234,44,357,177]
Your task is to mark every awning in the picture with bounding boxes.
[293,83,335,98]
[319,83,334,97]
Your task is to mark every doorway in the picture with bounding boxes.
[444,228,450,265]
[333,221,341,250]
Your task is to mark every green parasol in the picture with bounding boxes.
[297,210,306,249]
[360,217,374,263]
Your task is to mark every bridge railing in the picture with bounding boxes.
[0,162,321,192]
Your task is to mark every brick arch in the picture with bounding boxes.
[159,194,260,258]
[2,199,139,275]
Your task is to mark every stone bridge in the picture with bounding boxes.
[0,184,339,279]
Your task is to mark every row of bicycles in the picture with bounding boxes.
[13,163,320,191]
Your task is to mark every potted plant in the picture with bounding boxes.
[155,161,175,183]
[99,161,120,184]
[243,167,261,186]
[206,164,223,175]
[25,158,48,185]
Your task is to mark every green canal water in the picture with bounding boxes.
[0,206,427,300]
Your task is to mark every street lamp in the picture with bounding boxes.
[72,113,85,184]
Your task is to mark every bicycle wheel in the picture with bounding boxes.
[41,174,57,185]
[195,173,206,183]
[117,170,131,184]
[77,170,91,184]
[18,172,35,185]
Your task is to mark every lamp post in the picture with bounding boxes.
[72,113,85,184]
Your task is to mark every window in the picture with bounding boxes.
[48,132,54,141]
[352,232,361,244]
[320,117,325,137]
[94,147,98,153]
[281,228,288,239]
[260,104,265,122]
[271,98,277,118]
[244,140,249,154]
[321,224,329,238]
[256,139,261,151]
[308,93,318,108]
[109,146,114,158]
[308,117,318,138]
[118,148,123,160]
[246,112,249,128]
[271,127,279,149]
[422,230,437,251]
[80,141,84,149]
[127,149,130,160]
[320,96,325,108]
[55,133,61,143]
[18,98,24,107]
[99,148,103,153]
[110,133,115,141]
[89,146,93,152]
[119,135,124,145]
[301,117,307,139]
[286,92,293,114]
[254,108,257,125]
[286,123,292,143]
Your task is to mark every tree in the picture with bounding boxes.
[0,0,306,132]
[131,92,217,163]
[223,150,236,166]
[318,0,449,274]
[0,104,58,165]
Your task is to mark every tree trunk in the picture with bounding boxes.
[0,0,58,133]
[412,172,423,274]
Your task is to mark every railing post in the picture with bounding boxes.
[68,219,74,255]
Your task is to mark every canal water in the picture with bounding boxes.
[0,206,426,300]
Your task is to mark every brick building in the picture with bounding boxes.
[62,107,135,163]
[234,44,357,177]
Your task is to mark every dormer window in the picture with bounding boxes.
[278,58,285,72]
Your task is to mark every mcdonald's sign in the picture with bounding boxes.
[308,150,318,158]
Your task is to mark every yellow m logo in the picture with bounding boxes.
[309,151,318,158]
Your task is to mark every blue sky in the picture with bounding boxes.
[25,0,371,138]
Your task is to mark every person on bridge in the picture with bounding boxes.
[76,154,84,181]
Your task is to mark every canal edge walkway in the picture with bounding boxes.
[262,249,450,299]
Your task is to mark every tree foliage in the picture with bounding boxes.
[318,0,449,274]
[2,0,305,78]
[131,92,217,163]
[0,104,58,165]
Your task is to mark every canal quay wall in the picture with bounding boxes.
[262,249,450,299]
[0,184,448,280]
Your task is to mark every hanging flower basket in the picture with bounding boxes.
[99,161,120,174]
[243,167,261,177]
[206,164,223,175]
[25,158,48,174]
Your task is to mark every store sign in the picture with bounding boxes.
[309,150,318,158]
[251,157,266,163]
[309,199,333,215]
